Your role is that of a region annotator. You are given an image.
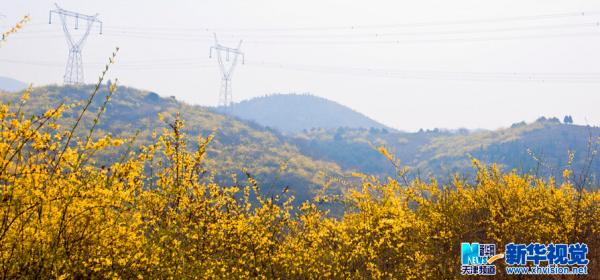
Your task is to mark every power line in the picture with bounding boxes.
[68,21,600,39]
[11,9,600,47]
[5,10,600,84]
[16,19,600,38]
[21,10,600,35]
[216,11,600,32]
[91,11,600,32]
[245,60,600,83]
[12,21,600,45]
[12,30,600,46]
[0,58,213,70]
[4,57,600,83]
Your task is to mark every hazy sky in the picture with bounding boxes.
[2,0,600,131]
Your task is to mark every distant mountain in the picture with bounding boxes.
[225,93,391,133]
[0,86,345,202]
[0,76,28,92]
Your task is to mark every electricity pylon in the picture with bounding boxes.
[49,4,102,85]
[209,33,244,111]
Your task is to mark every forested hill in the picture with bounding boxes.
[0,85,345,202]
[224,93,391,133]
[292,119,600,188]
[3,85,598,195]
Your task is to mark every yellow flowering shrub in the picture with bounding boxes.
[0,59,597,280]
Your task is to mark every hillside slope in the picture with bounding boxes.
[293,120,600,185]
[225,93,391,133]
[4,85,597,193]
[0,85,345,202]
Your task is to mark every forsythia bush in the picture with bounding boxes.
[0,85,598,279]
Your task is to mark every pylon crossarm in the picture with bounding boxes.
[212,46,244,77]
[211,45,243,55]
[52,4,101,24]
[50,4,102,43]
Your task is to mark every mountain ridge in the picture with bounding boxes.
[3,84,599,191]
[0,85,346,202]
[223,93,392,133]
[0,76,28,92]
[292,119,600,186]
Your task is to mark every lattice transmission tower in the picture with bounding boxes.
[49,4,102,85]
[209,33,244,111]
